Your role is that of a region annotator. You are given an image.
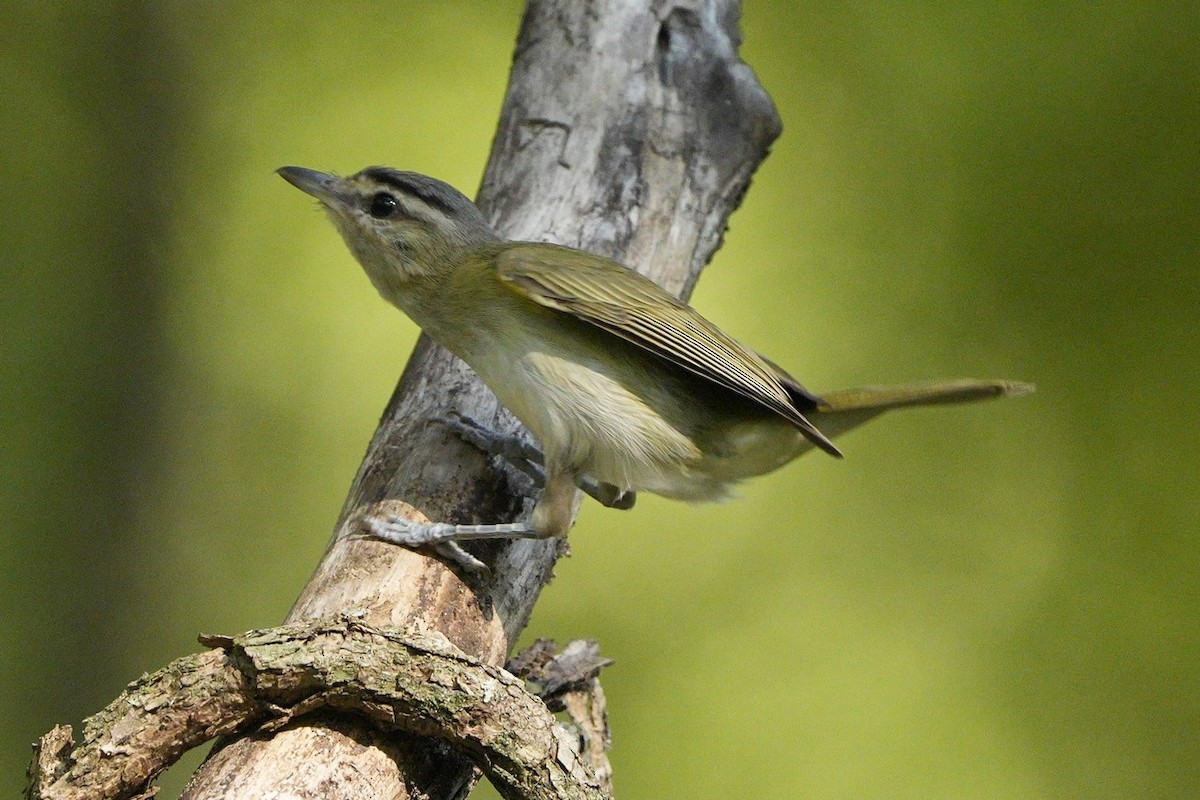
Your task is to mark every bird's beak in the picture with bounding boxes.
[277,166,346,207]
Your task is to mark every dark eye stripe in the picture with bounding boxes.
[362,167,466,217]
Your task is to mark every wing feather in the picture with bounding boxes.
[496,244,841,457]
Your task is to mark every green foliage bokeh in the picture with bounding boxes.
[2,2,1197,798]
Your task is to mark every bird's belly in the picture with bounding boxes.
[468,338,808,504]
[492,350,722,495]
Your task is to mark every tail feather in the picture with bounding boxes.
[807,378,1034,444]
[817,379,1034,413]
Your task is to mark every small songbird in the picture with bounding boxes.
[279,165,1031,566]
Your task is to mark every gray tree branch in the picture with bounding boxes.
[32,1,783,797]
[26,621,608,800]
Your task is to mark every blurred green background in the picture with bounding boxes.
[3,2,1197,798]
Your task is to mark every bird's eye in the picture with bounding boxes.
[368,192,399,218]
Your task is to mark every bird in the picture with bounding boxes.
[279,165,1032,568]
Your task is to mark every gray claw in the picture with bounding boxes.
[436,542,489,572]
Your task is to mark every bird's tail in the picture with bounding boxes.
[811,379,1034,442]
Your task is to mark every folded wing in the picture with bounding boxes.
[496,244,842,457]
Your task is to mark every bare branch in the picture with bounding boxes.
[39,2,784,796]
[28,621,611,800]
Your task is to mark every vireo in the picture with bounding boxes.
[279,165,1031,565]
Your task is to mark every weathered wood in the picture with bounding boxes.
[181,0,781,796]
[26,621,608,800]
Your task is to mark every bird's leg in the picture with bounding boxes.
[366,515,541,546]
[365,504,543,573]
[529,464,579,539]
[363,420,577,569]
[440,413,635,509]
[364,466,576,571]
[362,416,631,570]
[441,413,544,479]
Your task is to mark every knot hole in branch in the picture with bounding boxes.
[655,6,701,86]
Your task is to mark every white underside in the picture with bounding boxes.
[504,351,708,494]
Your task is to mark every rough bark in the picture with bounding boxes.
[178,0,781,796]
[26,621,608,800]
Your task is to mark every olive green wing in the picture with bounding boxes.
[495,244,841,457]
